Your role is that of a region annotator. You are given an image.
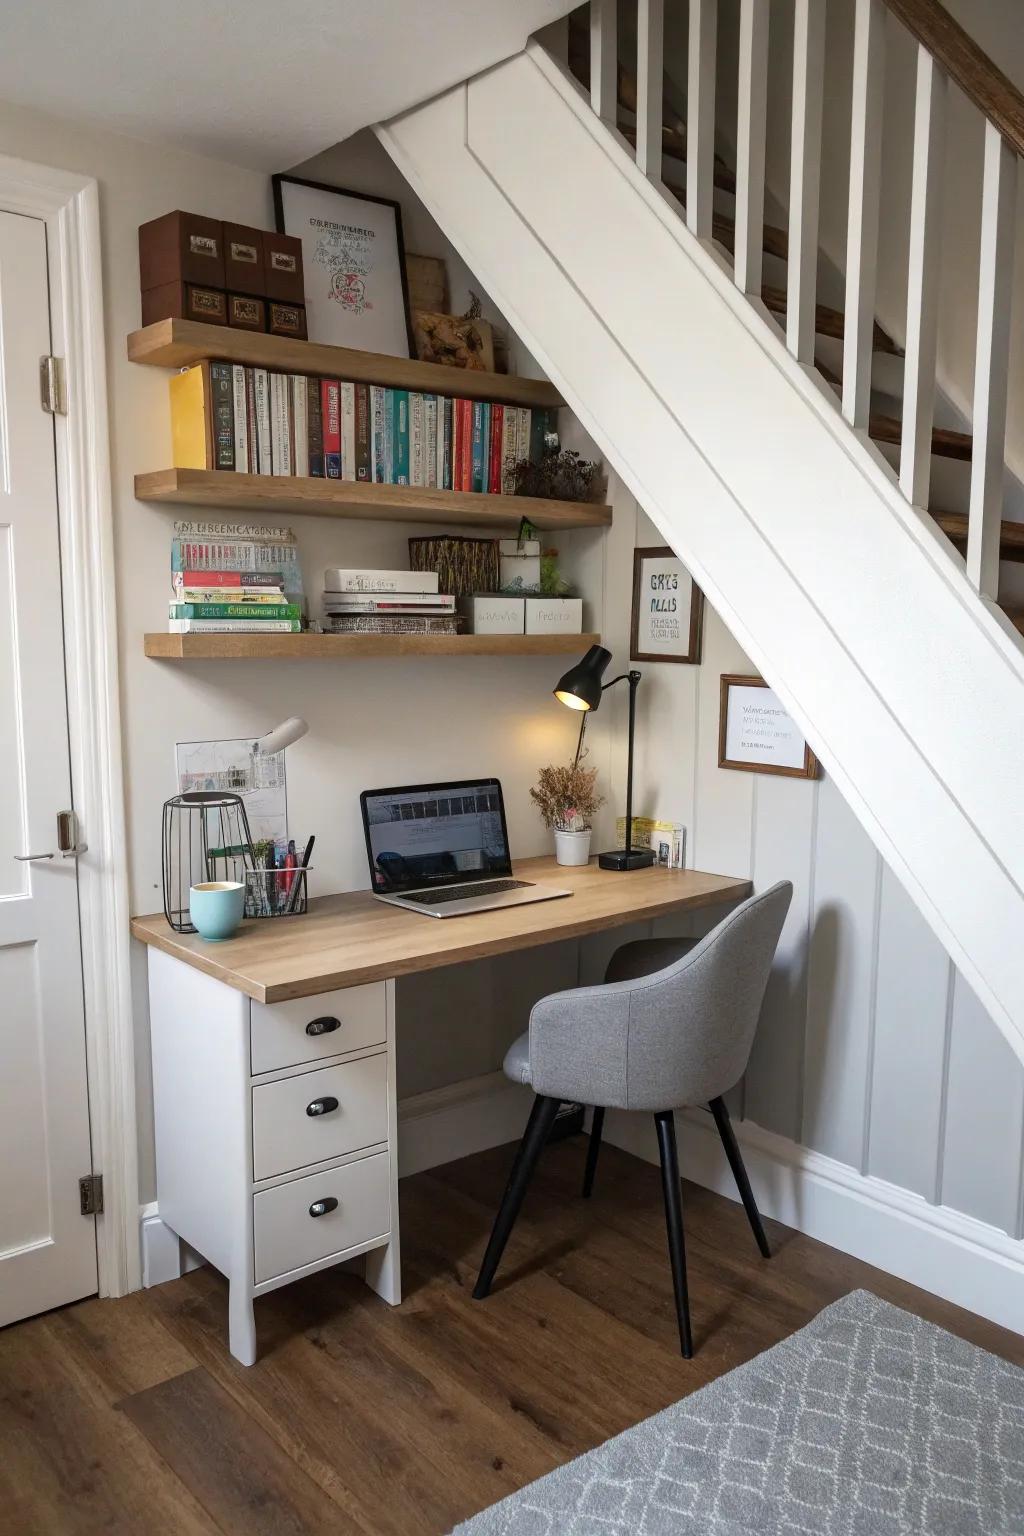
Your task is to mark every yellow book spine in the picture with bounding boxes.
[169,365,210,469]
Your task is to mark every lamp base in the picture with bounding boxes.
[597,847,657,871]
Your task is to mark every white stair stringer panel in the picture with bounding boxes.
[377,43,1024,1067]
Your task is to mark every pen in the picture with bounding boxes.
[285,835,315,915]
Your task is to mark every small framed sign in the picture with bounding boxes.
[630,547,704,663]
[272,174,414,357]
[718,675,820,779]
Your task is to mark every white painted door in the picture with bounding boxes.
[0,209,97,1324]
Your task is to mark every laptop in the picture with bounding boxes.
[360,778,572,917]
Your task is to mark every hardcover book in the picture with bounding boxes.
[253,369,272,476]
[306,376,324,477]
[168,361,234,472]
[340,382,356,483]
[232,366,249,474]
[322,567,439,595]
[321,379,341,478]
[392,389,410,485]
[354,384,371,481]
[370,385,387,483]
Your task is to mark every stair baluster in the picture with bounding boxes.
[687,0,718,238]
[843,0,887,427]
[788,0,827,363]
[734,0,769,297]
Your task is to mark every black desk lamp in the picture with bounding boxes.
[554,644,656,871]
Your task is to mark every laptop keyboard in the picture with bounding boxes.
[403,879,533,905]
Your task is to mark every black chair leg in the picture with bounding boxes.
[654,1110,693,1358]
[473,1094,562,1300]
[709,1095,771,1258]
[581,1106,605,1198]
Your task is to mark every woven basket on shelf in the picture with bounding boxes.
[408,535,499,598]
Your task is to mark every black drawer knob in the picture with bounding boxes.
[309,1197,338,1218]
[306,1096,339,1117]
[306,1016,341,1037]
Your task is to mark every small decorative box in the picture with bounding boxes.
[499,537,541,593]
[261,231,305,303]
[141,281,227,328]
[525,596,583,635]
[460,595,525,635]
[227,294,266,331]
[223,222,266,296]
[268,301,307,339]
[139,210,225,292]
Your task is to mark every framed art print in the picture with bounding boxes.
[630,547,704,663]
[718,675,820,778]
[272,175,414,357]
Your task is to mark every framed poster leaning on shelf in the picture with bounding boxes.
[272,175,414,357]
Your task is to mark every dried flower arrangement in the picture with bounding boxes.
[530,756,605,832]
[513,448,605,504]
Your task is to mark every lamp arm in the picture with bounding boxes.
[600,673,632,691]
[572,711,588,770]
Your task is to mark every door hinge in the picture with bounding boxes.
[40,355,67,416]
[79,1173,103,1215]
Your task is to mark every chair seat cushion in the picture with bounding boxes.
[503,1030,532,1086]
[605,936,698,984]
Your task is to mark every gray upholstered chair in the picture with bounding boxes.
[472,881,793,1356]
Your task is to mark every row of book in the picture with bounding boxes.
[169,521,304,633]
[170,362,554,493]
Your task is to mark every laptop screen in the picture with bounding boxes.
[360,779,512,893]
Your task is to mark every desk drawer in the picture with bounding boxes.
[250,983,386,1076]
[253,1152,391,1284]
[252,1054,388,1182]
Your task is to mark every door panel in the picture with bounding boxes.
[0,208,96,1324]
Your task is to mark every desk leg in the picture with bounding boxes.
[229,1286,257,1366]
[365,1238,401,1306]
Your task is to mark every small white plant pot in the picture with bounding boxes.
[554,827,592,866]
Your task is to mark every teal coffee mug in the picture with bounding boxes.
[189,880,245,942]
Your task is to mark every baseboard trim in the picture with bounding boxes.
[604,1107,1024,1338]
[139,1071,530,1286]
[397,1069,532,1178]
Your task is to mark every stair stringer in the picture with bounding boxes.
[377,43,1024,1067]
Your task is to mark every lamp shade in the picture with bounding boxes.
[553,644,612,712]
[258,717,309,755]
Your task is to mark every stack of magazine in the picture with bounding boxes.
[321,566,459,636]
[170,522,304,633]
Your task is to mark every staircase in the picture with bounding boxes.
[377,0,1024,1068]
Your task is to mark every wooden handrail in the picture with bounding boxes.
[883,0,1024,159]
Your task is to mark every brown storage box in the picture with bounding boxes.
[228,293,266,331]
[223,222,266,296]
[262,231,305,302]
[139,210,225,291]
[267,301,307,340]
[141,281,226,327]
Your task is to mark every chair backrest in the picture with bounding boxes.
[528,881,793,1111]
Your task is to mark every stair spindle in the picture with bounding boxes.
[966,120,1017,598]
[636,0,664,181]
[687,0,718,236]
[787,0,826,361]
[734,0,769,295]
[843,0,886,427]
[900,46,947,508]
[590,0,617,126]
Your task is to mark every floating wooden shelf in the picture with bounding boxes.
[127,318,564,410]
[144,631,601,661]
[134,467,611,531]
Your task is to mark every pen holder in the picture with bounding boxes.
[244,866,310,919]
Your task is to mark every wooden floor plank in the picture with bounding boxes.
[120,1366,345,1535]
[2,1134,1021,1536]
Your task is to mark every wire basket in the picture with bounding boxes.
[161,791,256,933]
[244,866,309,918]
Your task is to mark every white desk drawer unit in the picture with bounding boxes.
[146,948,401,1367]
[250,982,386,1075]
[254,1151,391,1284]
[251,1052,388,1181]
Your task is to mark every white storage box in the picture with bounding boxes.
[525,596,584,635]
[460,595,526,635]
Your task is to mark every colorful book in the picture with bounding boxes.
[424,395,438,489]
[323,567,439,595]
[322,379,341,478]
[354,384,371,481]
[291,376,307,480]
[370,385,387,482]
[470,402,486,493]
[174,569,283,589]
[340,382,356,483]
[441,397,454,490]
[454,399,473,491]
[515,405,531,466]
[392,389,410,484]
[501,406,518,494]
[168,361,234,471]
[323,594,455,613]
[488,403,504,493]
[306,376,324,478]
[168,618,301,634]
[409,392,425,487]
[170,602,302,621]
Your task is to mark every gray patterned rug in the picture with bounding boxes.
[454,1289,1024,1535]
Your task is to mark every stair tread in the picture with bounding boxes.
[762,286,901,356]
[712,210,789,263]
[932,510,1024,560]
[870,413,973,461]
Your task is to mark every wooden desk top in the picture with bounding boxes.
[130,857,751,1004]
